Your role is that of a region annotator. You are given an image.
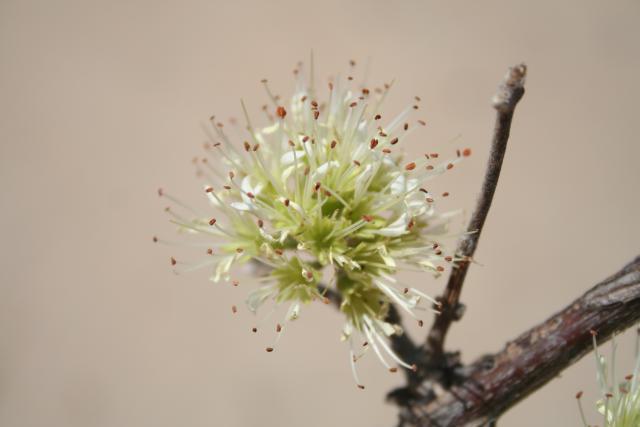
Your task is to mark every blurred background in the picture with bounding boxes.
[1,0,639,426]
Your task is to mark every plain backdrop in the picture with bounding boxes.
[1,1,639,426]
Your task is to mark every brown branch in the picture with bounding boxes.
[393,255,640,426]
[427,64,527,357]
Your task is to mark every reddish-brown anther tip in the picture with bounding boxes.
[209,218,217,226]
[170,257,177,266]
[362,215,373,222]
[157,188,164,197]
[265,347,274,353]
[276,106,287,119]
[251,327,257,333]
[231,305,237,314]
[153,236,158,243]
[446,163,454,170]
[463,148,472,157]
[390,137,399,145]
[575,391,583,399]
[405,162,416,171]
[205,186,213,193]
[357,384,365,390]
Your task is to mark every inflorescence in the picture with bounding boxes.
[155,59,470,388]
[576,329,640,426]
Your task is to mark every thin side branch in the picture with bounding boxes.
[396,256,640,426]
[427,64,527,356]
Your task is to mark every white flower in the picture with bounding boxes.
[157,59,470,388]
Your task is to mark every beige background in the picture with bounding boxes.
[1,1,639,426]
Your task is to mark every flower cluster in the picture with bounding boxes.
[576,329,640,426]
[157,61,469,387]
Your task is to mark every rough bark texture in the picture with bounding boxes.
[392,256,640,426]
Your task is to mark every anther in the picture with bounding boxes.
[247,192,255,199]
[313,110,319,120]
[353,160,361,166]
[374,114,381,120]
[243,141,251,152]
[426,165,434,170]
[276,323,282,333]
[330,140,337,149]
[357,385,365,390]
[405,162,416,171]
[205,186,214,193]
[153,236,158,243]
[349,102,357,107]
[209,218,217,225]
[157,188,164,197]
[389,367,398,373]
[382,148,391,154]
[417,120,426,126]
[170,257,177,266]
[446,163,454,170]
[362,215,373,222]
[390,137,399,145]
[257,219,264,228]
[251,327,258,333]
[575,391,583,399]
[232,280,239,287]
[265,347,274,352]
[463,148,472,157]
[231,305,237,314]
[207,248,213,255]
[369,139,379,149]
[418,320,424,327]
[284,199,290,207]
[442,192,450,197]
[403,123,409,131]
[276,106,287,119]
